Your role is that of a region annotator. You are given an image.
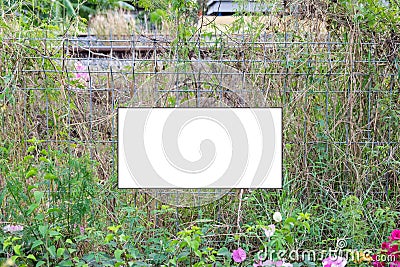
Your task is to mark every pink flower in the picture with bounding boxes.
[3,224,24,233]
[254,259,274,267]
[322,256,347,267]
[75,61,86,72]
[374,261,386,267]
[389,261,400,267]
[73,224,85,235]
[263,224,275,238]
[372,255,385,267]
[391,230,400,241]
[232,248,246,263]
[74,62,89,82]
[276,260,293,267]
[389,244,399,255]
[254,259,292,267]
[383,242,392,252]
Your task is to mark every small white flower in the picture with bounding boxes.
[380,0,389,7]
[273,211,282,222]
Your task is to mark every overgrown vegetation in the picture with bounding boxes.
[1,0,399,266]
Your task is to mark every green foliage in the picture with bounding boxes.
[336,196,369,247]
[328,0,400,39]
[0,139,101,265]
[149,8,167,27]
[251,211,311,253]
[166,226,232,266]
[1,0,135,26]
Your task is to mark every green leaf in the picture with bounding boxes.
[284,217,297,226]
[26,168,38,178]
[68,248,77,254]
[34,191,44,203]
[32,240,44,250]
[36,261,46,267]
[190,240,200,251]
[35,214,45,221]
[194,249,202,258]
[132,261,151,266]
[285,235,294,244]
[75,5,95,16]
[3,238,12,250]
[61,0,76,17]
[57,247,66,258]
[39,225,48,237]
[137,0,154,10]
[303,221,310,231]
[107,225,121,233]
[14,244,22,255]
[217,247,231,258]
[58,260,74,266]
[183,236,191,244]
[27,203,39,215]
[27,145,36,153]
[47,245,56,258]
[27,137,37,144]
[114,249,124,261]
[105,234,114,243]
[44,173,57,180]
[47,208,62,213]
[27,254,37,261]
[39,157,51,163]
[49,230,61,237]
[27,185,37,192]
[24,155,34,162]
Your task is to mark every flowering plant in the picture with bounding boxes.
[232,248,247,263]
[254,258,293,267]
[74,61,89,83]
[71,61,90,89]
[229,211,311,266]
[371,229,400,267]
[260,211,311,253]
[322,256,347,267]
[2,224,23,234]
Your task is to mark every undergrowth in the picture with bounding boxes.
[1,0,399,266]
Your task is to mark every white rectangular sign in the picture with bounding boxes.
[118,108,282,189]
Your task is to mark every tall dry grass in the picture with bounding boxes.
[88,9,137,45]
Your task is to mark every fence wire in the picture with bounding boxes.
[1,26,399,228]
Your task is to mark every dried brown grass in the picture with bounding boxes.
[89,9,137,45]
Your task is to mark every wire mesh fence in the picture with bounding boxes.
[1,23,399,229]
